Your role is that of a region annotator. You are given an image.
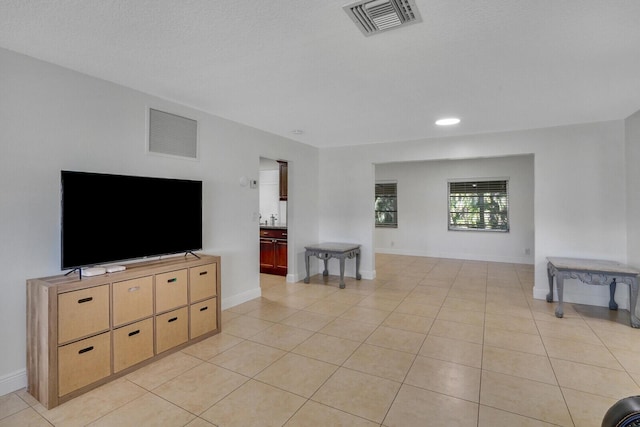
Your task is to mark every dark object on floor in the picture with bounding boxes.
[602,396,640,427]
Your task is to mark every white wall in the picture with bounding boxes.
[0,48,318,395]
[319,122,628,309]
[375,156,534,263]
[626,109,640,268]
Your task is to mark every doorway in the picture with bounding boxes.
[259,157,288,276]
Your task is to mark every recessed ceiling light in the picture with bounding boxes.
[435,118,461,126]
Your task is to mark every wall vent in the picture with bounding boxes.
[148,108,198,159]
[343,0,422,36]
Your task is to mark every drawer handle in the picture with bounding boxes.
[77,297,93,304]
[167,278,177,283]
[128,330,140,337]
[78,346,94,354]
[282,233,287,237]
[168,317,178,323]
[199,271,208,276]
[200,306,208,312]
[128,286,140,292]
[262,232,268,235]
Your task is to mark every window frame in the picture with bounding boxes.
[375,181,398,228]
[447,179,510,232]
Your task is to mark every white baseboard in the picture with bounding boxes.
[375,248,534,265]
[0,369,27,397]
[221,287,261,310]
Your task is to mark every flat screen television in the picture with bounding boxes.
[61,170,203,270]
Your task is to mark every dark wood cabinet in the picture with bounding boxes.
[260,228,287,276]
[278,161,288,201]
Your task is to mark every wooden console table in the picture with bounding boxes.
[546,257,640,328]
[304,243,361,289]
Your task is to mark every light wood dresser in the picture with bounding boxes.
[26,254,220,409]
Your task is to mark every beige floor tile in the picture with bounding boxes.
[484,312,539,335]
[293,333,360,365]
[479,371,573,426]
[153,363,248,414]
[312,367,401,424]
[394,300,441,318]
[285,400,379,427]
[484,327,546,355]
[482,346,557,384]
[319,318,378,342]
[447,288,486,303]
[279,310,335,331]
[255,353,338,397]
[370,288,411,301]
[302,299,352,316]
[550,358,640,400]
[185,417,217,426]
[322,291,368,306]
[0,407,51,427]
[609,347,640,374]
[181,333,244,360]
[209,340,286,376]
[357,295,401,311]
[126,351,203,390]
[405,355,481,402]
[340,306,391,325]
[383,384,478,427]
[562,388,617,427]
[343,343,415,382]
[535,317,602,345]
[246,303,299,322]
[437,306,485,326]
[272,294,320,309]
[366,326,426,353]
[419,335,483,368]
[223,313,276,338]
[382,311,434,334]
[478,405,558,427]
[249,323,314,351]
[542,335,623,370]
[38,378,147,426]
[14,388,40,407]
[597,328,640,352]
[87,393,194,427]
[221,309,241,325]
[429,319,484,344]
[227,298,272,314]
[0,392,28,420]
[293,284,340,299]
[201,379,305,427]
[418,277,453,288]
[443,297,485,313]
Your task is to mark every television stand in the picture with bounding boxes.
[185,251,201,259]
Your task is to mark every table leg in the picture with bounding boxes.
[609,278,618,310]
[339,257,346,289]
[555,274,564,318]
[546,263,554,303]
[304,252,310,284]
[355,251,361,280]
[322,257,329,277]
[629,278,640,328]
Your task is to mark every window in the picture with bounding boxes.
[375,182,397,228]
[448,180,509,231]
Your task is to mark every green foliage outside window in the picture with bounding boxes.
[449,180,509,231]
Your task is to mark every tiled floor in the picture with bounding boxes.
[3,254,640,426]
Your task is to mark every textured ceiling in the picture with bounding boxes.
[1,0,640,148]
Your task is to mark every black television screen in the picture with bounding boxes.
[61,170,203,269]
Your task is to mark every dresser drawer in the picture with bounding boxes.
[156,307,188,354]
[190,298,217,339]
[113,318,154,373]
[155,269,187,313]
[260,228,287,240]
[58,332,111,396]
[112,276,153,327]
[58,285,110,344]
[190,263,217,303]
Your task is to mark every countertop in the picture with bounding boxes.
[260,225,287,230]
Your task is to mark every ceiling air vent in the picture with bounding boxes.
[344,0,422,36]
